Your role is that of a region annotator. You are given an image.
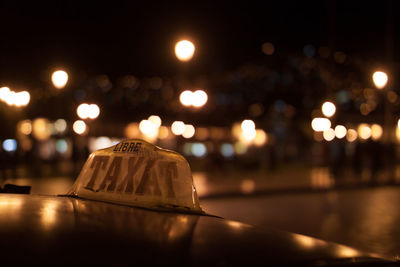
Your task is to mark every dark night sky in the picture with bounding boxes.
[0,1,397,87]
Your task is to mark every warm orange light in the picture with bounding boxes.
[358,124,372,140]
[179,90,193,106]
[14,91,30,107]
[372,71,388,89]
[179,90,208,108]
[0,87,10,102]
[33,118,51,140]
[158,126,170,139]
[192,90,208,107]
[254,129,267,146]
[124,123,139,139]
[73,120,87,135]
[321,101,336,117]
[77,103,90,119]
[311,118,331,132]
[241,119,255,132]
[77,103,100,119]
[175,40,195,62]
[51,70,68,89]
[139,120,158,137]
[17,120,33,135]
[240,179,255,194]
[262,42,275,55]
[171,121,185,135]
[334,125,347,139]
[88,104,100,119]
[371,124,383,141]
[0,88,30,107]
[148,115,162,127]
[182,124,195,139]
[240,120,256,143]
[323,128,335,141]
[234,141,247,155]
[346,129,358,142]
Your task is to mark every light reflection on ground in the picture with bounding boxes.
[201,186,400,258]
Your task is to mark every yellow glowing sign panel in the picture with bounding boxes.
[68,139,203,213]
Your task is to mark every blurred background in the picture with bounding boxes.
[1,1,399,191]
[2,0,400,257]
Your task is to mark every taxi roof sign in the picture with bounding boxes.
[67,139,203,213]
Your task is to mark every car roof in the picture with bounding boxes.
[0,194,393,266]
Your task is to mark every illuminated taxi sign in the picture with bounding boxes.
[67,139,203,213]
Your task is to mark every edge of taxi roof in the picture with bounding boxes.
[66,138,204,215]
[58,194,218,217]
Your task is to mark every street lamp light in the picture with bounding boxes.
[372,71,388,89]
[51,70,69,89]
[321,101,336,117]
[179,89,208,108]
[175,40,195,62]
[372,70,391,143]
[76,103,100,120]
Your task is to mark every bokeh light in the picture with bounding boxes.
[358,124,372,140]
[241,179,255,194]
[254,129,267,146]
[396,128,400,143]
[77,103,100,119]
[262,42,275,55]
[148,115,162,127]
[171,121,185,135]
[2,139,17,152]
[88,104,100,119]
[0,87,10,102]
[221,143,235,158]
[77,103,90,119]
[89,137,113,152]
[182,124,195,139]
[4,91,16,106]
[56,139,68,154]
[311,118,331,132]
[32,118,52,141]
[241,119,255,132]
[73,120,87,135]
[179,90,193,106]
[323,128,335,141]
[17,120,32,135]
[180,90,208,108]
[234,141,247,155]
[371,124,383,141]
[124,123,140,139]
[321,101,336,117]
[158,126,170,139]
[14,91,30,107]
[191,143,207,157]
[192,90,208,107]
[372,71,388,89]
[237,120,257,143]
[334,125,347,139]
[51,70,69,89]
[0,88,30,107]
[139,120,157,135]
[196,127,209,140]
[139,119,159,141]
[175,40,195,62]
[346,129,358,142]
[54,119,67,134]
